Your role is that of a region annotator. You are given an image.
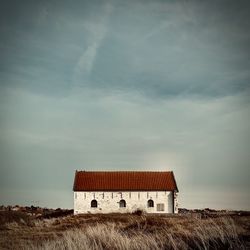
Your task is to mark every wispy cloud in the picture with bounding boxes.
[73,2,113,82]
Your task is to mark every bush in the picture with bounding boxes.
[0,211,34,228]
[132,209,144,216]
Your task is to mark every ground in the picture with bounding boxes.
[0,208,250,249]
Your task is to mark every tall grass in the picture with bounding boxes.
[25,216,245,250]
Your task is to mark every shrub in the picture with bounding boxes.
[0,211,34,228]
[132,209,144,216]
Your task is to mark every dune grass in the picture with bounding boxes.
[1,212,249,249]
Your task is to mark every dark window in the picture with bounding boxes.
[91,199,97,208]
[119,199,126,208]
[148,199,154,208]
[157,204,164,211]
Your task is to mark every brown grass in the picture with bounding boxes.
[0,212,249,249]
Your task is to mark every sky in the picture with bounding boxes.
[0,0,249,210]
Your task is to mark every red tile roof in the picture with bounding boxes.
[73,171,178,192]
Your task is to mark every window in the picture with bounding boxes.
[91,199,97,208]
[147,199,154,208]
[157,203,164,211]
[119,199,126,208]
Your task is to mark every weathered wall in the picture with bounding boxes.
[74,191,177,214]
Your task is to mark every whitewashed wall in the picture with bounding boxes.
[74,191,178,214]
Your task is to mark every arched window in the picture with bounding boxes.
[119,199,126,208]
[91,199,97,208]
[148,199,154,208]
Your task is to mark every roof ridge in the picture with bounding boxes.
[76,170,173,173]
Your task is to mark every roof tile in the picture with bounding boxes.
[73,171,178,191]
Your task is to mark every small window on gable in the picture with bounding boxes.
[157,203,164,211]
[91,199,97,208]
[148,199,154,208]
[119,199,126,208]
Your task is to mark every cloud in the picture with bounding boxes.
[1,87,249,184]
[73,2,113,82]
[75,42,99,74]
[75,0,250,99]
[1,0,249,99]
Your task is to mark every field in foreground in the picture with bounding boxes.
[0,210,250,250]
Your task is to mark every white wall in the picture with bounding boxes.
[74,191,177,214]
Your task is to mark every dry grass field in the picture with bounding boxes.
[0,210,250,250]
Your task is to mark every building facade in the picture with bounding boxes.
[73,171,178,214]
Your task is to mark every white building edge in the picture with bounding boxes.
[73,171,178,214]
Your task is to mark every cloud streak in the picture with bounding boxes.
[73,2,113,82]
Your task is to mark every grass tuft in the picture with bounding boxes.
[0,212,249,249]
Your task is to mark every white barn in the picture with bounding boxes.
[73,171,178,214]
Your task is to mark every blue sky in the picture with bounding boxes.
[0,0,249,209]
